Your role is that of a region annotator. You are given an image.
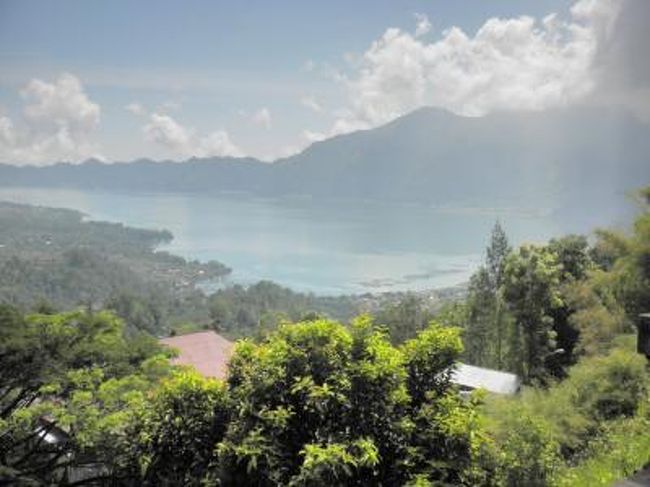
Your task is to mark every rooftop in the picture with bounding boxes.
[160,330,234,380]
[451,363,521,395]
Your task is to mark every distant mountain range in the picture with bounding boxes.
[1,106,649,224]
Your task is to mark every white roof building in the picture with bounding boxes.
[451,363,521,395]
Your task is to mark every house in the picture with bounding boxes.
[160,330,234,380]
[451,363,521,395]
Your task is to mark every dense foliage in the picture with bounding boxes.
[1,311,492,485]
[453,189,650,384]
[0,307,173,484]
[205,280,358,338]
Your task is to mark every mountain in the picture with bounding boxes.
[1,107,649,223]
[272,107,649,212]
[0,156,272,194]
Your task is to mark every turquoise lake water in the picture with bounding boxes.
[0,187,584,295]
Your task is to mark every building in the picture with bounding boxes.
[160,330,234,380]
[451,363,521,395]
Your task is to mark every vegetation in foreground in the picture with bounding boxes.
[1,187,649,485]
[0,310,647,485]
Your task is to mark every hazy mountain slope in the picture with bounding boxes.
[1,107,648,222]
[274,107,649,213]
[0,157,272,193]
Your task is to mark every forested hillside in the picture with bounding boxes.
[0,202,371,336]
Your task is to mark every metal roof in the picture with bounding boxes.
[451,362,521,395]
[160,330,234,380]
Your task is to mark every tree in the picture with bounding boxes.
[0,307,171,485]
[486,221,511,292]
[462,222,512,369]
[564,270,628,357]
[544,235,593,373]
[124,371,230,485]
[548,235,591,283]
[502,245,563,382]
[375,293,432,344]
[610,187,650,323]
[464,268,495,367]
[216,316,483,486]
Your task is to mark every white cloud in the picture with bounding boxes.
[143,113,191,152]
[302,129,327,144]
[414,13,432,37]
[0,73,102,165]
[143,112,243,158]
[0,116,17,147]
[251,107,272,129]
[125,102,145,116]
[198,130,243,158]
[314,0,628,139]
[300,96,322,113]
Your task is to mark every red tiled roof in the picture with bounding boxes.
[160,330,234,380]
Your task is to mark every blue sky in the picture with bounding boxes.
[1,0,635,164]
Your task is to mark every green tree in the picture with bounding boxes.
[375,293,432,344]
[463,222,512,369]
[565,269,628,357]
[216,316,482,486]
[544,235,593,374]
[502,245,563,381]
[0,307,171,485]
[464,268,495,366]
[124,371,230,485]
[609,188,650,323]
[486,221,511,291]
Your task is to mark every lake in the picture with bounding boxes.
[0,187,585,295]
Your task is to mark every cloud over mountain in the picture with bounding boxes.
[143,112,243,158]
[0,73,102,165]
[318,0,644,140]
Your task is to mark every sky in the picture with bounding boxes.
[0,0,647,165]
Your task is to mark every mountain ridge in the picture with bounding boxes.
[1,106,648,225]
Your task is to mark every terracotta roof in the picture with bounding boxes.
[160,330,234,380]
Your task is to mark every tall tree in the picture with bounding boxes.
[464,267,495,367]
[486,221,511,292]
[502,245,563,382]
[463,222,512,369]
[545,235,593,373]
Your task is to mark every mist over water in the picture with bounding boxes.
[0,187,601,295]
